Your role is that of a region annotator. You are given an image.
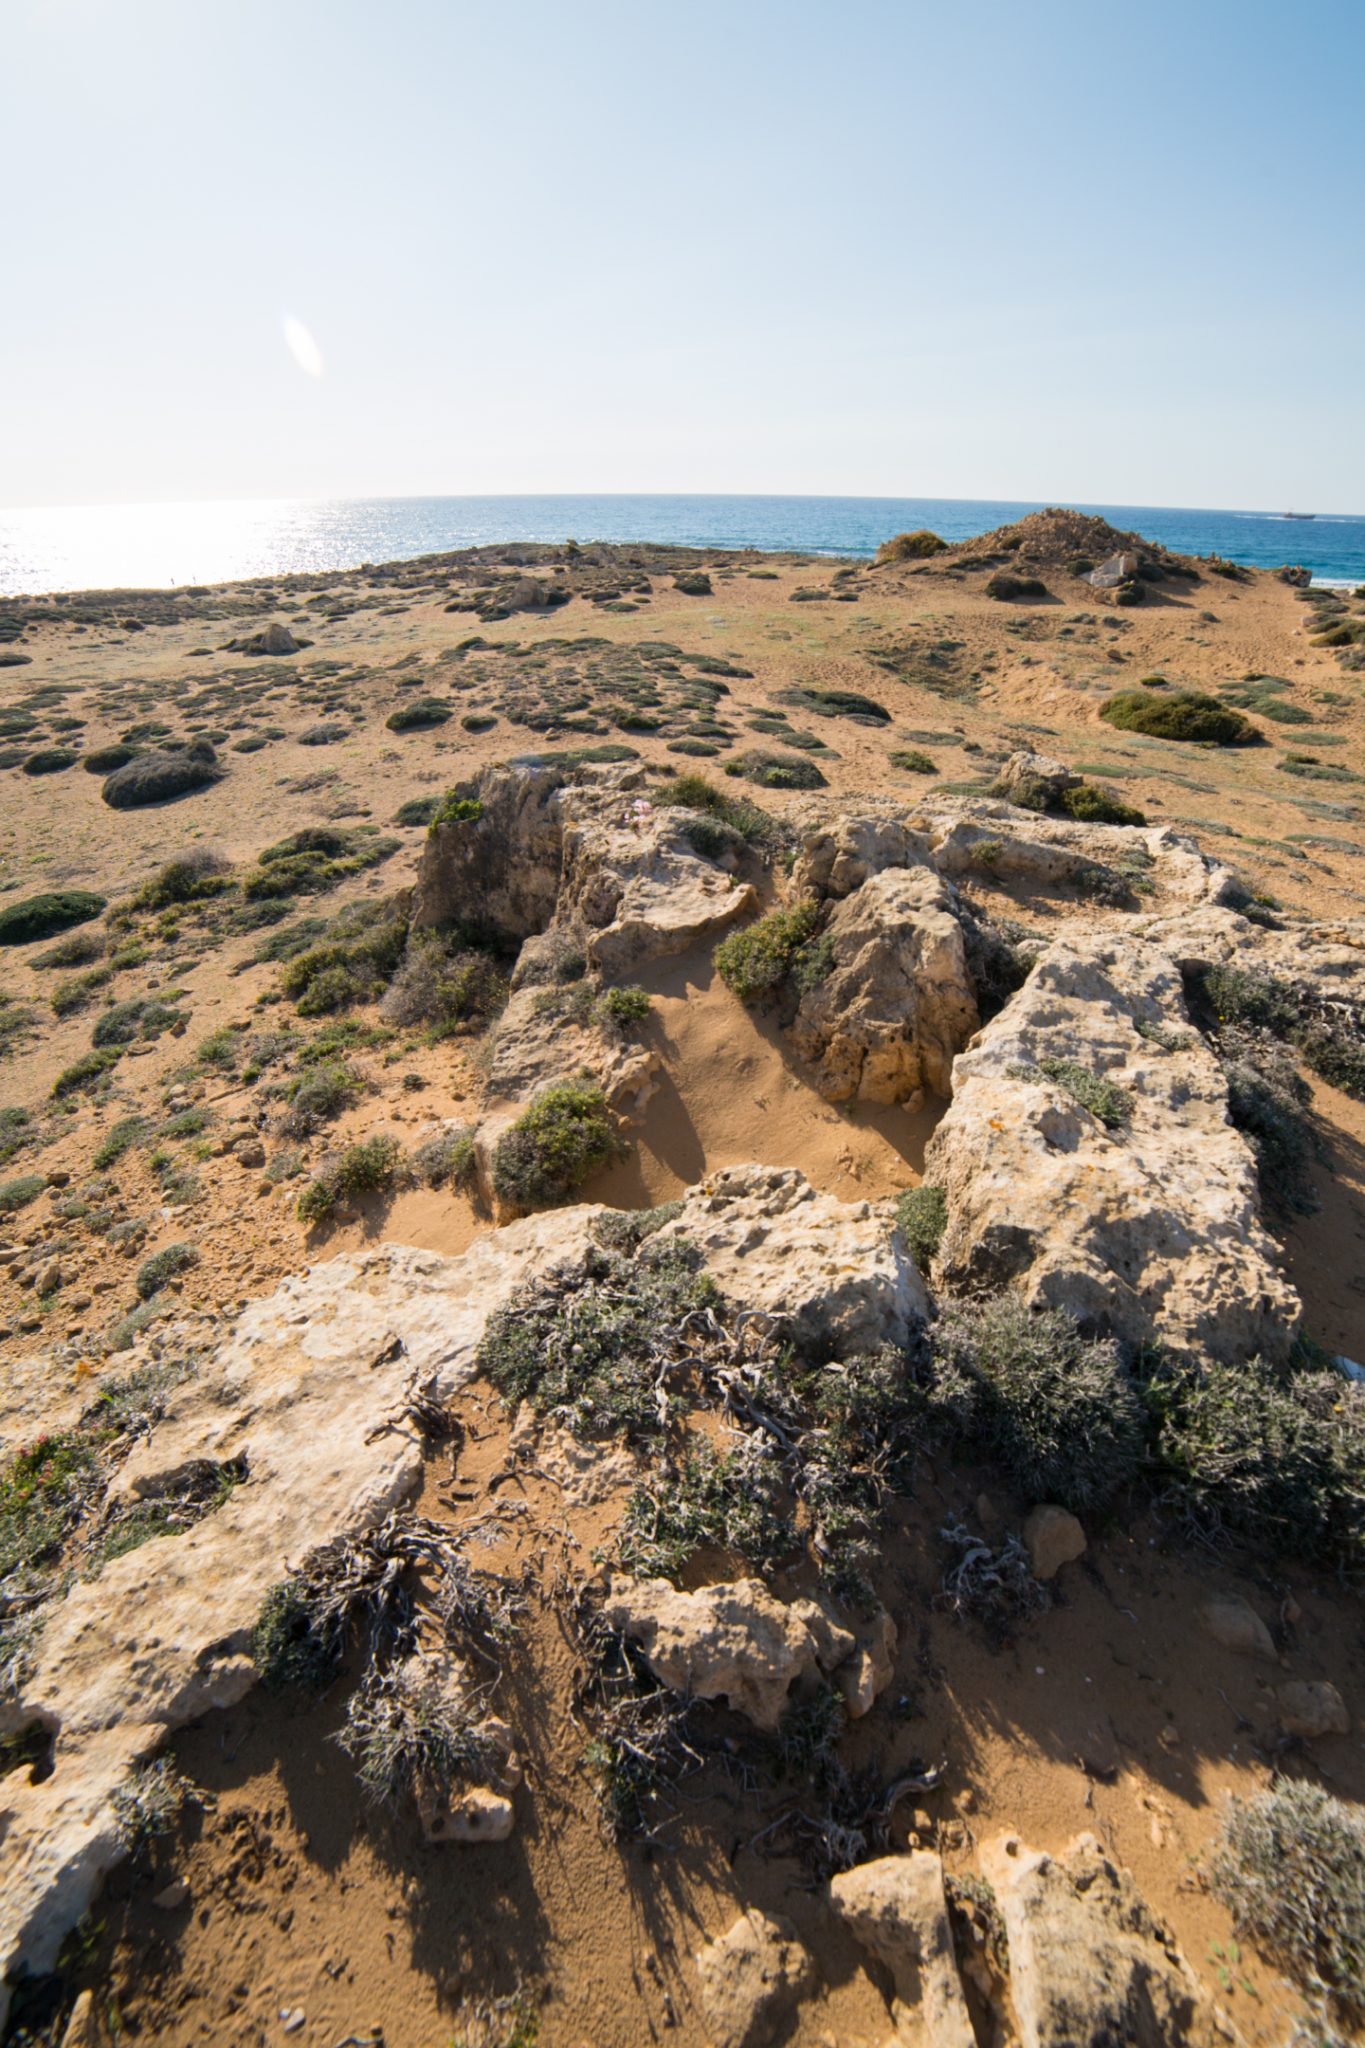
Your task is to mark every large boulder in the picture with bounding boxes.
[787,867,979,1104]
[557,802,756,974]
[662,1164,928,1355]
[600,1576,854,1731]
[410,762,565,941]
[991,750,1078,812]
[828,1852,974,2048]
[924,931,1300,1362]
[980,1832,1214,2047]
[789,806,934,903]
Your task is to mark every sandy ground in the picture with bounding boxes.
[2,533,1364,2044]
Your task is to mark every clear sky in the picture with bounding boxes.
[4,0,1363,512]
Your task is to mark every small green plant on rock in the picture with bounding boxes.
[297,1134,406,1223]
[895,1185,947,1269]
[134,1242,199,1301]
[1010,1056,1134,1129]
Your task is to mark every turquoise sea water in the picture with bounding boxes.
[1,493,1362,598]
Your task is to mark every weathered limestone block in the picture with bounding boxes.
[829,1852,974,2048]
[694,1909,817,2048]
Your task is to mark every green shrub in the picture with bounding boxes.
[386,698,453,732]
[277,1058,361,1135]
[51,1047,121,1097]
[1208,1783,1365,2018]
[242,825,399,900]
[654,773,771,846]
[985,573,1047,600]
[876,529,947,562]
[890,748,937,774]
[618,1439,792,1579]
[429,793,484,828]
[729,750,827,791]
[1144,1353,1365,1573]
[932,1295,1145,1512]
[1058,782,1146,826]
[673,570,712,595]
[51,966,113,1017]
[393,795,440,827]
[491,1081,621,1209]
[1223,1035,1319,1216]
[83,744,138,773]
[22,747,78,775]
[131,851,231,911]
[135,1242,200,1301]
[0,1431,100,1578]
[1038,1056,1133,1128]
[0,1174,46,1216]
[0,890,106,947]
[253,1580,343,1691]
[412,1125,476,1187]
[102,742,223,808]
[1185,962,1365,1104]
[713,901,823,1005]
[780,686,890,727]
[477,1236,716,1441]
[298,1134,405,1223]
[92,1117,148,1169]
[33,928,105,969]
[1100,690,1259,745]
[280,902,409,1014]
[600,984,651,1025]
[895,1185,947,1269]
[91,996,185,1048]
[379,932,507,1036]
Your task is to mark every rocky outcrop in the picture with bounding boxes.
[601,1576,855,1731]
[790,806,933,902]
[828,1852,974,2048]
[925,930,1300,1362]
[787,866,979,1104]
[662,1164,928,1355]
[980,1831,1214,2047]
[990,750,1079,811]
[694,1910,816,2048]
[411,762,564,942]
[557,801,756,974]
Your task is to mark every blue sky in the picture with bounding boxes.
[3,0,1362,510]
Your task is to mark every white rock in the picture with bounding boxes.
[694,1909,816,2048]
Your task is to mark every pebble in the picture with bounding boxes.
[153,1877,190,1911]
[280,2008,305,2034]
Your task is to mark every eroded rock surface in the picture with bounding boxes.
[787,867,979,1104]
[601,1575,855,1731]
[926,930,1300,1362]
[980,1831,1214,2048]
[829,1851,974,2048]
[694,1909,817,2048]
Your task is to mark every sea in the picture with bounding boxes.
[1,493,1362,599]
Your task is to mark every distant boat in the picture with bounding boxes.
[1283,510,1316,520]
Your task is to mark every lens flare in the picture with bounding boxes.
[282,314,324,378]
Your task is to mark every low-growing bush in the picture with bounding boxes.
[895,1185,947,1269]
[491,1081,621,1209]
[1059,781,1146,826]
[298,1134,406,1223]
[412,1124,476,1187]
[1207,1782,1365,2018]
[780,686,890,727]
[393,795,440,827]
[890,748,937,774]
[1185,962,1365,1104]
[1100,690,1259,745]
[713,900,823,1005]
[386,697,453,732]
[337,1666,499,1809]
[1222,1032,1319,1216]
[280,901,409,1015]
[92,1117,148,1169]
[50,966,113,1017]
[102,740,223,808]
[51,1047,121,1097]
[727,749,827,791]
[600,984,651,1026]
[23,747,78,775]
[277,1058,361,1136]
[429,792,484,828]
[91,996,184,1048]
[242,825,399,901]
[673,570,712,595]
[617,1438,791,1580]
[379,931,508,1037]
[135,1242,200,1301]
[0,1174,46,1217]
[477,1235,716,1441]
[985,572,1047,601]
[0,891,106,947]
[654,772,772,846]
[130,850,231,912]
[83,744,138,773]
[876,529,947,562]
[932,1295,1145,1512]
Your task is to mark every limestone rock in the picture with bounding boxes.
[232,621,302,656]
[0,1216,603,2024]
[828,1852,974,2048]
[411,761,564,942]
[557,803,756,975]
[790,808,934,903]
[662,1164,928,1356]
[835,1608,898,1719]
[787,867,979,1104]
[694,1909,816,2048]
[925,931,1300,1364]
[59,1991,112,2048]
[1203,1595,1276,1661]
[992,750,1079,811]
[601,1576,854,1731]
[1089,552,1141,589]
[981,1830,1212,2047]
[1276,1679,1350,1739]
[1022,1506,1086,1582]
[419,1785,515,1845]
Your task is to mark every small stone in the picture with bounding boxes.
[835,1608,897,1720]
[280,2010,305,2035]
[153,1877,190,1910]
[59,1990,109,2047]
[1203,1594,1275,1660]
[418,1784,515,1844]
[232,1139,266,1169]
[34,1258,63,1298]
[45,1170,72,1189]
[974,1491,1001,1529]
[1276,1680,1350,1740]
[1023,1505,1086,1581]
